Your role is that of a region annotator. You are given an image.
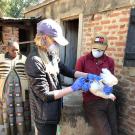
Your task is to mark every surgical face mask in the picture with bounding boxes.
[92,49,104,58]
[48,44,59,55]
[48,44,60,74]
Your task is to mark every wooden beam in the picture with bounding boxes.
[0,40,35,46]
[0,22,33,29]
[19,41,35,45]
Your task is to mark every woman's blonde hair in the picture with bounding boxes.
[34,34,48,50]
[35,34,60,75]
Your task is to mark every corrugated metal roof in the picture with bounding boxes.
[0,16,42,28]
[0,16,41,22]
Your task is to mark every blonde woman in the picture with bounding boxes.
[25,19,88,135]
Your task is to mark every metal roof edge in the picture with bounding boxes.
[0,16,41,22]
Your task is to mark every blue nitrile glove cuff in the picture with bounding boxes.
[82,82,90,92]
[82,79,93,92]
[87,74,102,81]
[71,77,85,92]
[103,84,113,95]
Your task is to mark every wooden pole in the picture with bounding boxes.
[19,41,35,45]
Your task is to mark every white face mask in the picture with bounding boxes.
[92,49,104,58]
[48,44,59,54]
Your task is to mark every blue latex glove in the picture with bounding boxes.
[87,73,102,81]
[103,84,113,95]
[82,74,102,92]
[82,80,91,92]
[71,77,85,92]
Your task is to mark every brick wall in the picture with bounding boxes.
[118,67,135,135]
[1,27,19,53]
[82,7,130,75]
[3,27,19,44]
[82,7,135,135]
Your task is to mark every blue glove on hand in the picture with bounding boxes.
[82,80,91,92]
[103,84,113,95]
[81,74,102,92]
[87,73,101,81]
[71,77,85,92]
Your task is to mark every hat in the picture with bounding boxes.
[92,34,108,51]
[37,19,69,46]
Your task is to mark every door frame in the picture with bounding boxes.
[57,12,83,59]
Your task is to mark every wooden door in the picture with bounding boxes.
[60,19,78,85]
[124,8,135,66]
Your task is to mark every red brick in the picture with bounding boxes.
[108,25,119,29]
[129,92,135,98]
[107,52,112,56]
[3,33,9,37]
[90,22,100,26]
[86,43,91,46]
[119,36,124,40]
[108,36,117,40]
[127,77,135,82]
[118,30,128,34]
[115,64,123,69]
[117,48,123,52]
[84,23,90,27]
[84,18,89,22]
[102,32,109,35]
[126,125,135,134]
[83,28,88,32]
[3,28,11,33]
[109,42,114,46]
[115,53,124,58]
[122,10,130,15]
[119,18,129,23]
[94,15,102,21]
[107,47,116,51]
[115,42,125,46]
[110,12,120,17]
[95,26,103,31]
[120,24,126,29]
[85,32,91,36]
[112,19,116,23]
[101,20,110,24]
[128,100,135,106]
[111,31,116,34]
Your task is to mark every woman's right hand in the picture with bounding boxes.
[71,77,85,92]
